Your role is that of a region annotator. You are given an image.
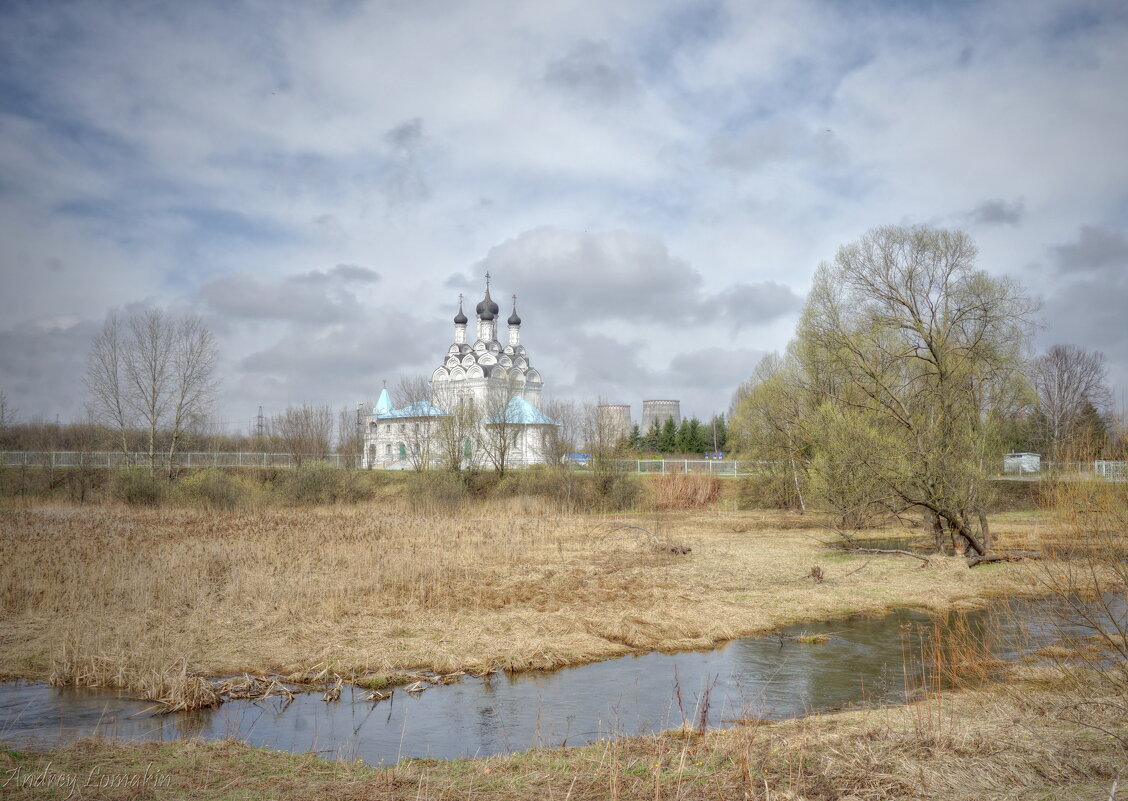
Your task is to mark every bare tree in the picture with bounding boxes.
[582,399,623,473]
[395,376,440,471]
[477,375,526,475]
[270,404,333,466]
[0,390,16,450]
[84,314,132,457]
[541,397,582,465]
[165,315,219,473]
[432,384,480,472]
[1030,344,1113,460]
[123,309,174,468]
[85,309,219,470]
[336,405,365,468]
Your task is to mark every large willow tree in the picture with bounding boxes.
[735,225,1036,554]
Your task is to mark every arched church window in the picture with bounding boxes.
[385,444,391,456]
[463,439,472,458]
[399,443,406,458]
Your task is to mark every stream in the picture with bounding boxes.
[0,596,1114,764]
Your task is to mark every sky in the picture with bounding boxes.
[1,0,1126,433]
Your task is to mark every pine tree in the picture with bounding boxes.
[659,418,678,453]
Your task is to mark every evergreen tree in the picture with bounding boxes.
[643,420,661,453]
[628,424,641,450]
[1074,400,1110,458]
[675,419,690,453]
[659,418,678,453]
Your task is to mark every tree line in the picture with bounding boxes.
[625,416,728,456]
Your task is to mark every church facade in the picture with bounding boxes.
[361,279,558,469]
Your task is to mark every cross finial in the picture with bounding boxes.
[485,271,491,290]
[458,292,463,303]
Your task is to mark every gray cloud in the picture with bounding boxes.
[0,318,101,422]
[1038,225,1128,401]
[1051,225,1128,274]
[382,117,430,205]
[196,271,366,326]
[968,198,1025,226]
[236,309,436,409]
[544,40,638,105]
[713,282,803,328]
[385,118,425,155]
[709,118,846,172]
[466,227,801,330]
[296,264,381,284]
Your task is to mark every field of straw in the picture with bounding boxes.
[0,498,1042,698]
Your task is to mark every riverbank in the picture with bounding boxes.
[2,666,1122,800]
[0,503,1050,694]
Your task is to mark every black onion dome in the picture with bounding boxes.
[453,297,468,325]
[476,287,499,320]
[508,296,521,326]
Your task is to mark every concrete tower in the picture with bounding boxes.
[642,399,681,432]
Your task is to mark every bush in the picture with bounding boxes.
[175,468,248,510]
[591,470,641,511]
[278,462,374,504]
[109,467,166,506]
[732,471,804,510]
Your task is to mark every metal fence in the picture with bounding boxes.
[996,459,1128,479]
[0,452,350,469]
[3,452,1125,479]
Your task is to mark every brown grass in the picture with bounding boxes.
[0,503,1042,704]
[647,474,723,510]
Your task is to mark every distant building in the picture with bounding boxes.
[362,277,558,468]
[642,399,681,432]
[597,404,631,443]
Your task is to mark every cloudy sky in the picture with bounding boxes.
[1,0,1126,431]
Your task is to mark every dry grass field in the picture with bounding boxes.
[0,497,1045,697]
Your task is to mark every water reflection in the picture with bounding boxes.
[0,598,1115,764]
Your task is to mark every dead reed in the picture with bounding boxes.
[647,474,724,510]
[0,502,1039,703]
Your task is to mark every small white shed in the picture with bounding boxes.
[1003,453,1041,474]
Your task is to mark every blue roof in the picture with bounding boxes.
[375,388,393,414]
[487,396,558,425]
[377,400,448,419]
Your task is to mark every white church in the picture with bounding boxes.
[361,277,559,469]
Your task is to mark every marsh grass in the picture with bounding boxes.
[1,502,1037,708]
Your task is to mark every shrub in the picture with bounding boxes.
[109,467,166,506]
[732,471,803,510]
[175,468,248,510]
[279,462,374,505]
[591,470,641,512]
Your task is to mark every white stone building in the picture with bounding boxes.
[361,278,558,469]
